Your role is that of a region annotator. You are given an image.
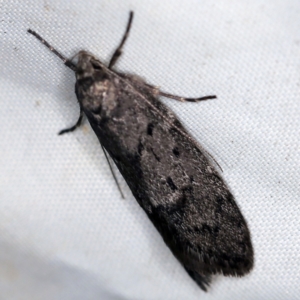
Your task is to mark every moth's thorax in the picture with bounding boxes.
[74,51,117,116]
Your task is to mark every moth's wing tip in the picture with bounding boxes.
[219,247,255,278]
[184,267,211,292]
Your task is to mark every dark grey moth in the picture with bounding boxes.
[28,11,253,291]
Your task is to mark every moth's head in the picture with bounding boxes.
[73,50,111,98]
[74,50,105,79]
[73,51,116,115]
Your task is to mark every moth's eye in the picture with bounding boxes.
[91,62,102,70]
[76,68,84,76]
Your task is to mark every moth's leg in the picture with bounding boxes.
[108,11,134,69]
[101,144,125,199]
[58,106,84,135]
[145,83,217,102]
[27,29,77,72]
[158,91,217,102]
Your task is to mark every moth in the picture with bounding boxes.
[28,11,253,291]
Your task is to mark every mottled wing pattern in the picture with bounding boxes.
[80,66,253,290]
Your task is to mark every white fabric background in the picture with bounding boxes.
[1,0,299,299]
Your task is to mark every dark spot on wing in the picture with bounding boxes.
[216,196,224,205]
[138,141,144,156]
[172,147,180,157]
[181,185,193,194]
[226,193,234,204]
[147,123,154,136]
[150,147,160,162]
[167,177,177,191]
[213,226,220,236]
[237,220,243,229]
[201,224,212,235]
[215,195,224,214]
[169,126,177,136]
